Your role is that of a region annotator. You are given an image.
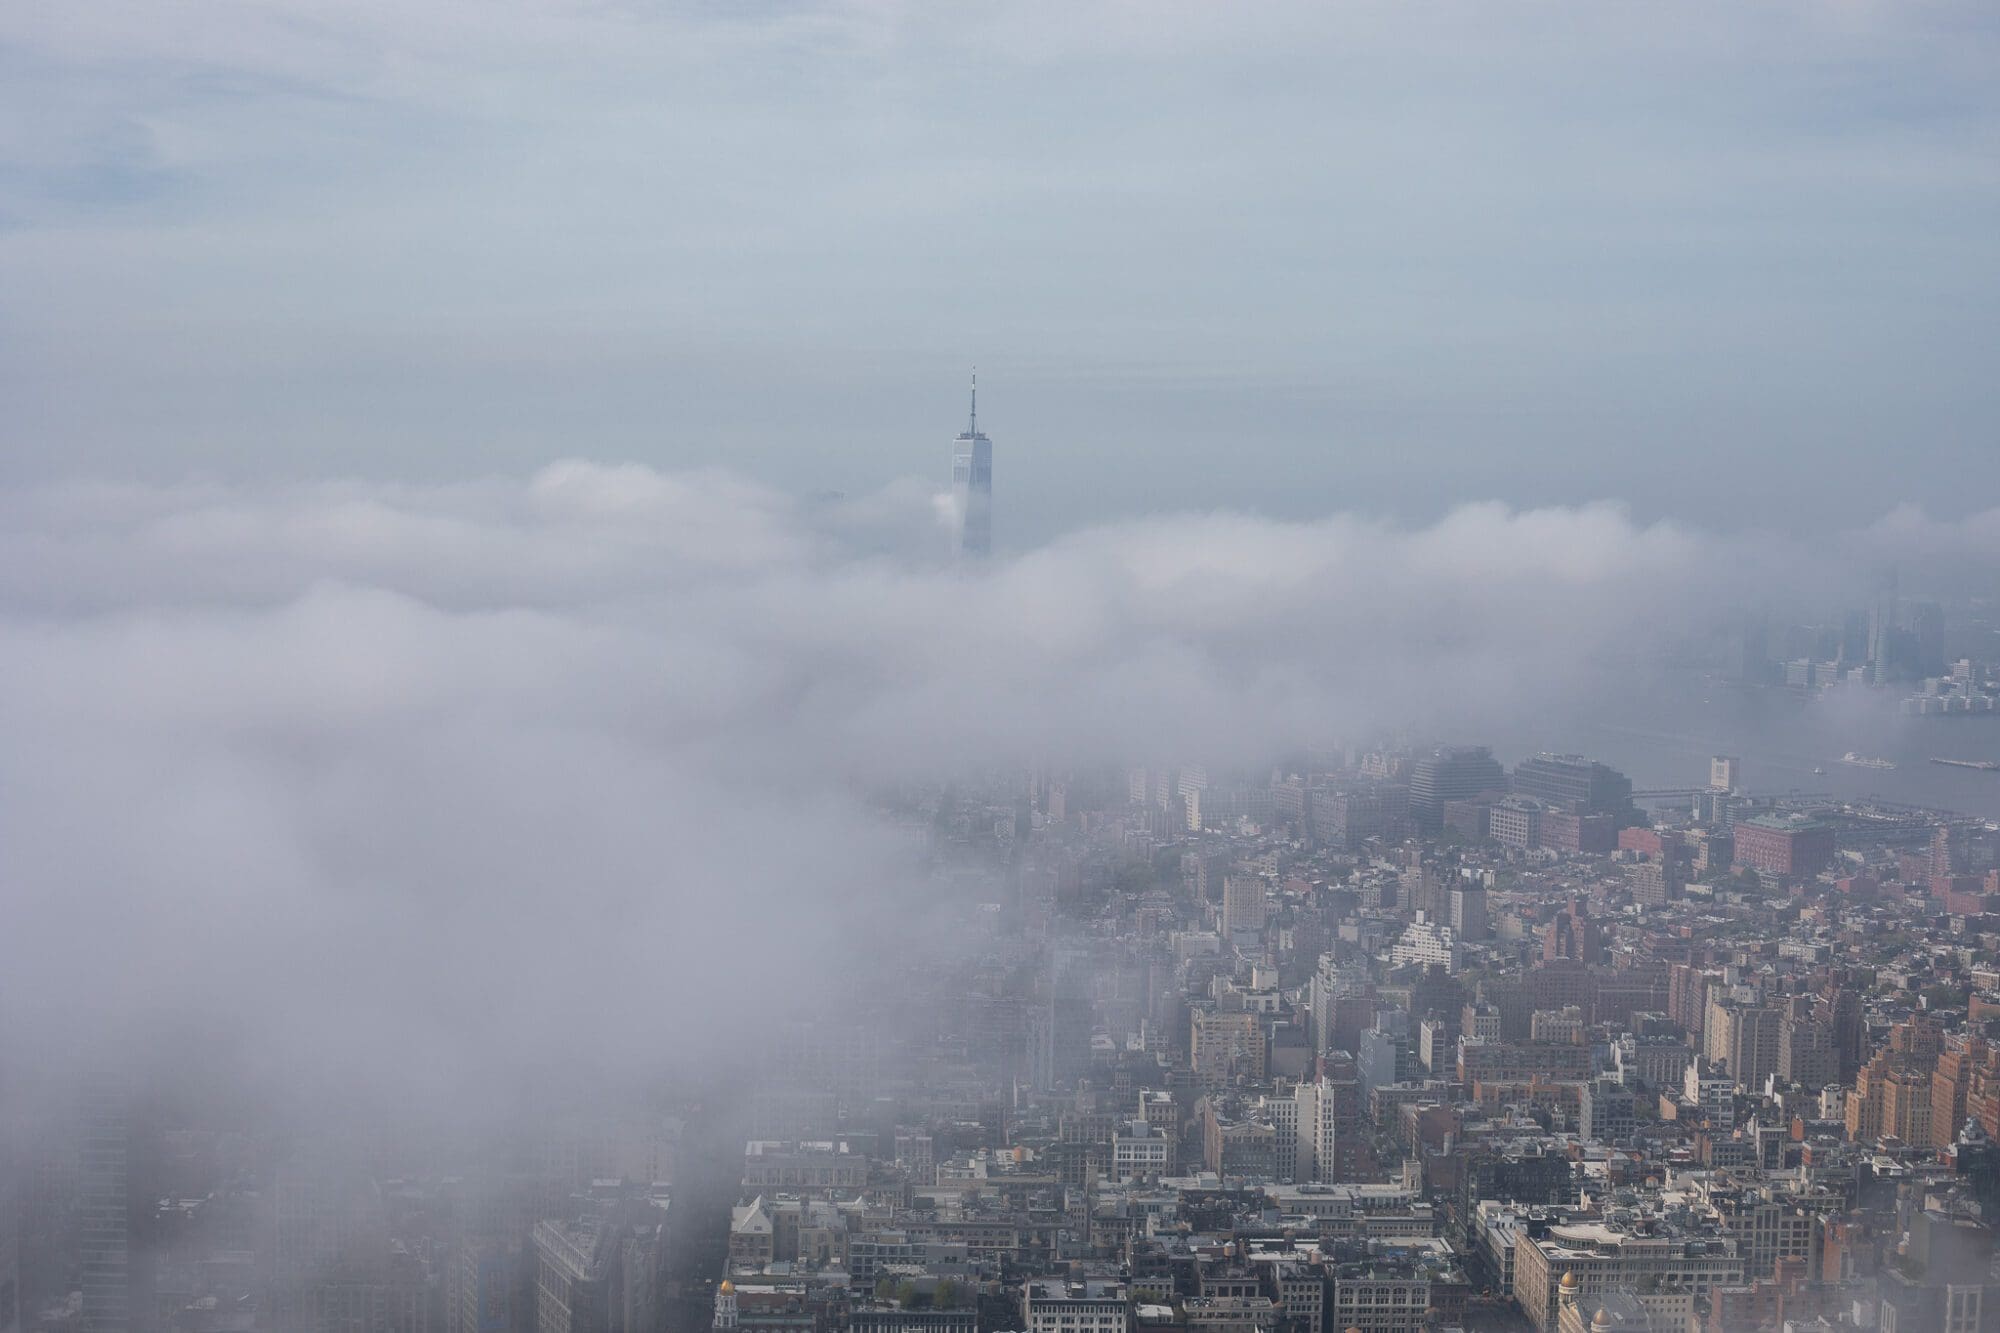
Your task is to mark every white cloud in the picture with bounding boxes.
[1861,501,2000,568]
[0,461,1786,1113]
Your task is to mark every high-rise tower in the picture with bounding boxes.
[79,1075,149,1333]
[951,371,992,559]
[1867,566,1898,684]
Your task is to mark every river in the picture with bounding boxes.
[1518,671,2000,822]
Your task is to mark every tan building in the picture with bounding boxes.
[1696,1180,1827,1280]
[1846,1019,1942,1145]
[1703,997,1780,1092]
[1531,1007,1585,1045]
[1514,1222,1743,1333]
[1191,1010,1265,1088]
[1880,1066,1933,1146]
[1555,1287,1683,1333]
[1932,1037,1998,1150]
[1847,1063,1884,1142]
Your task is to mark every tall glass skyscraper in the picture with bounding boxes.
[1867,566,1898,684]
[78,1076,136,1333]
[951,372,992,559]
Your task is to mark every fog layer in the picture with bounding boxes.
[0,464,1989,1112]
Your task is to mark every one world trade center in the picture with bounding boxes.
[951,371,992,560]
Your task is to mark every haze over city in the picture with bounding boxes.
[5,7,2000,1333]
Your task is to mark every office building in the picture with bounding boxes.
[1448,882,1489,941]
[1408,747,1505,830]
[1390,914,1458,973]
[1024,1280,1127,1333]
[1703,999,1781,1092]
[1777,1017,1837,1090]
[1578,1079,1636,1145]
[1511,754,1634,818]
[1222,876,1269,935]
[1514,1223,1743,1333]
[1190,1010,1264,1089]
[1730,814,1835,879]
[1487,796,1543,851]
[1868,568,1897,684]
[79,1077,149,1333]
[1291,1075,1358,1183]
[1109,1122,1171,1182]
[949,373,992,559]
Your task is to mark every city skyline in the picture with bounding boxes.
[6,6,2000,1333]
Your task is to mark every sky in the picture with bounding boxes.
[4,2,1999,541]
[5,3,2000,1119]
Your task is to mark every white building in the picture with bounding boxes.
[1261,1092,1299,1183]
[1290,1078,1343,1183]
[1682,1057,1736,1129]
[1111,1122,1171,1182]
[1389,913,1459,973]
[1024,1280,1128,1333]
[1309,953,1367,1055]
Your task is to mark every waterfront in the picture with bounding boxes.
[1557,672,2000,822]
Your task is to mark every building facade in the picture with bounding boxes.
[950,375,992,559]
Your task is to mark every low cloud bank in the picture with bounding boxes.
[0,462,1949,1115]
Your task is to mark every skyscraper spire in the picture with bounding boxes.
[951,370,992,559]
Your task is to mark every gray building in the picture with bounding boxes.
[1358,1027,1415,1104]
[950,374,992,559]
[1448,883,1489,941]
[1579,1078,1636,1145]
[79,1077,149,1333]
[1510,754,1634,818]
[1408,748,1505,831]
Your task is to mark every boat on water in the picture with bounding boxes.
[1931,756,2000,772]
[1839,752,1898,771]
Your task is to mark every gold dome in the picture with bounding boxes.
[719,1280,734,1294]
[1560,1272,1581,1291]
[1592,1311,1613,1331]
